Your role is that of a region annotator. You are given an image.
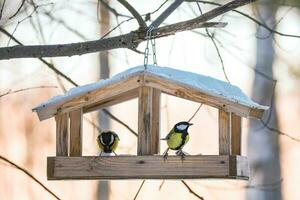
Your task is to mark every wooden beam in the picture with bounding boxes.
[144,73,266,119]
[34,74,142,121]
[83,88,138,113]
[55,113,69,156]
[231,113,241,155]
[138,87,160,155]
[219,110,231,155]
[69,108,83,156]
[47,155,249,180]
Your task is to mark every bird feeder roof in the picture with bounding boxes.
[33,65,268,120]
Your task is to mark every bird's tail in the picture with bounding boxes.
[160,138,167,140]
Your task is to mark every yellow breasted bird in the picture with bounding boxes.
[97,131,120,156]
[161,121,193,160]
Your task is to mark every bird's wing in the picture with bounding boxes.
[161,128,174,140]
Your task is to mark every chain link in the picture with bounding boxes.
[143,25,157,69]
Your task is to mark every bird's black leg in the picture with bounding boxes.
[176,149,186,160]
[113,151,118,156]
[99,151,103,156]
[162,148,169,161]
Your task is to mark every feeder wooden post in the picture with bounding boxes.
[219,111,242,155]
[69,108,83,156]
[138,86,160,155]
[218,110,231,155]
[55,113,69,156]
[231,113,241,155]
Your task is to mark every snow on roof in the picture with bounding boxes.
[34,65,268,110]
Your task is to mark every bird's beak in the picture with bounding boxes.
[189,123,193,126]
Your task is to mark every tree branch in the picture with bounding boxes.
[117,0,147,29]
[181,180,204,200]
[0,86,57,98]
[0,0,260,59]
[0,155,61,200]
[0,22,225,59]
[150,0,184,28]
[187,0,300,38]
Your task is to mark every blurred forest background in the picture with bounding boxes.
[0,0,300,200]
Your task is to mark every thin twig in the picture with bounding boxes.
[187,104,203,122]
[260,120,300,142]
[0,86,58,98]
[117,0,146,29]
[133,180,146,200]
[181,180,204,200]
[0,155,61,200]
[0,0,6,20]
[9,0,25,19]
[187,0,300,38]
[196,3,230,83]
[102,109,138,137]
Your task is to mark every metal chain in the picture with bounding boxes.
[143,25,157,69]
[143,28,151,70]
[151,34,157,66]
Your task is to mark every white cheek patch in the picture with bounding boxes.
[100,136,104,145]
[109,134,114,145]
[177,124,188,130]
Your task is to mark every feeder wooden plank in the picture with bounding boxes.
[231,113,241,155]
[70,108,83,156]
[219,110,231,155]
[35,74,143,121]
[83,88,138,113]
[55,113,69,156]
[143,73,265,119]
[47,155,249,180]
[138,87,161,155]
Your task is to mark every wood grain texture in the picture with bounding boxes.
[47,155,249,180]
[143,73,265,119]
[83,88,138,113]
[69,108,83,156]
[55,113,69,156]
[138,87,160,155]
[231,113,241,155]
[35,74,142,120]
[219,110,231,155]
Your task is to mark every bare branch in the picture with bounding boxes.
[0,0,6,20]
[117,0,146,29]
[181,180,204,200]
[0,27,79,86]
[9,0,25,19]
[102,109,138,137]
[0,155,61,200]
[0,0,262,59]
[133,180,146,200]
[0,86,57,98]
[195,3,230,83]
[150,0,184,28]
[43,11,88,40]
[260,120,300,142]
[187,0,300,38]
[0,22,225,59]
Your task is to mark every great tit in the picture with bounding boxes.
[161,121,193,160]
[97,131,120,156]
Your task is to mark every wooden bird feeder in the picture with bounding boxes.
[33,66,268,180]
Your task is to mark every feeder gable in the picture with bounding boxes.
[33,65,268,121]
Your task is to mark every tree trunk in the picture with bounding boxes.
[97,1,110,199]
[247,1,282,200]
